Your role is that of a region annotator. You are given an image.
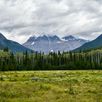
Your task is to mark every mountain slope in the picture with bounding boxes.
[74,34,102,51]
[0,33,32,53]
[23,35,88,53]
[62,35,76,40]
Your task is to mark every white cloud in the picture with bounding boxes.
[0,0,102,43]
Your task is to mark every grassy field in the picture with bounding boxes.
[0,71,102,102]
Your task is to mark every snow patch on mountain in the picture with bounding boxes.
[31,42,35,45]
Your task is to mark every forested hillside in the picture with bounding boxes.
[74,34,102,51]
[0,33,32,53]
[0,48,102,71]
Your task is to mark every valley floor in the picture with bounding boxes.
[0,70,102,102]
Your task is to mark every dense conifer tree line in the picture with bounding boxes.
[0,49,102,71]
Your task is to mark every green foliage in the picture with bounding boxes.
[0,71,102,102]
[0,49,102,70]
[3,47,9,52]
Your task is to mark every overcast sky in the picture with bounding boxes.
[0,0,102,44]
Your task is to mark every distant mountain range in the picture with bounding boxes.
[1,32,102,53]
[0,33,32,53]
[74,34,102,51]
[23,35,88,53]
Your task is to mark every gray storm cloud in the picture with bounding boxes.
[0,0,102,43]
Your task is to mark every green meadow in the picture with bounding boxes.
[0,71,102,102]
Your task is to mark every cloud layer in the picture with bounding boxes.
[0,0,102,43]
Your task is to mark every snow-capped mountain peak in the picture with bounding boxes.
[23,34,88,53]
[27,36,37,42]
